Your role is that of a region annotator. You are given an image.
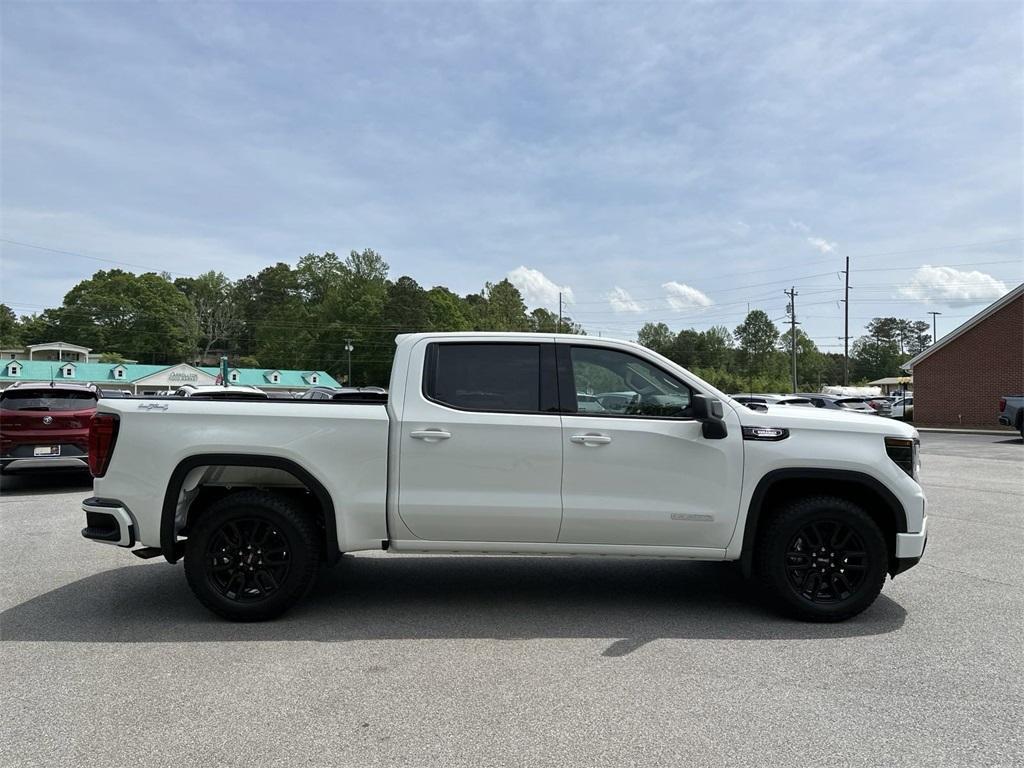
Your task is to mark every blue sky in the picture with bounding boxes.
[2,1,1021,350]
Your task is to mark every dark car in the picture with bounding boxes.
[0,382,98,472]
[299,386,388,402]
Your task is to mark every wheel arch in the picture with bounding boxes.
[160,453,340,566]
[739,468,908,578]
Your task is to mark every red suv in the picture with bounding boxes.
[0,382,98,472]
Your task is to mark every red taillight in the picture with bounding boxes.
[999,397,1007,412]
[88,413,120,477]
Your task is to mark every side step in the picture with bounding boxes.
[132,547,163,560]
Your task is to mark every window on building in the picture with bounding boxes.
[310,374,319,384]
[115,368,125,379]
[7,363,20,376]
[63,366,75,378]
[271,373,280,384]
[230,372,239,383]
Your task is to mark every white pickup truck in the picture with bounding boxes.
[82,333,927,622]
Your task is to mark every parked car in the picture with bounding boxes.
[299,386,388,402]
[173,384,269,400]
[0,381,97,472]
[732,394,815,411]
[98,389,132,398]
[866,397,893,417]
[795,393,880,415]
[998,395,1024,437]
[82,332,927,624]
[891,396,914,421]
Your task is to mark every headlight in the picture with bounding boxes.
[885,436,920,480]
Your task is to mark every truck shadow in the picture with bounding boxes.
[0,470,92,497]
[0,556,905,655]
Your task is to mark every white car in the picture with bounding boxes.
[81,333,927,623]
[172,384,269,400]
[891,396,914,420]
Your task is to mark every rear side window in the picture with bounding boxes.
[425,343,542,413]
[0,390,97,411]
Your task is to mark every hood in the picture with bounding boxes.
[731,400,918,439]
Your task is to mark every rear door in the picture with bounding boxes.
[396,340,564,543]
[557,342,743,549]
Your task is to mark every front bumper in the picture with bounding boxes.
[81,497,135,547]
[893,515,928,575]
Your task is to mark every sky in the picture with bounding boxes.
[1,1,1022,351]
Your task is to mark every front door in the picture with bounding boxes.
[557,343,743,549]
[397,340,564,543]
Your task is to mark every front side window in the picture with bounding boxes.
[568,346,692,418]
[426,343,541,413]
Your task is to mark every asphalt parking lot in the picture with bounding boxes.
[1,432,1021,768]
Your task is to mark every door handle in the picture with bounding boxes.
[570,433,612,445]
[410,429,452,441]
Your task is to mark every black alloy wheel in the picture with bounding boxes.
[755,496,888,622]
[184,490,320,621]
[205,518,292,603]
[784,521,867,604]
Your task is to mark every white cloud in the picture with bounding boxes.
[608,286,642,313]
[898,265,1009,305]
[662,281,713,311]
[806,236,838,254]
[506,266,573,310]
[789,219,811,233]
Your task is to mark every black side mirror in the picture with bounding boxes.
[692,394,728,439]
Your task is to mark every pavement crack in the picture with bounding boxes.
[917,562,1022,588]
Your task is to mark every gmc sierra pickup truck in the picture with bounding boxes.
[81,333,927,622]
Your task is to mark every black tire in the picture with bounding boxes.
[184,490,320,621]
[755,496,888,622]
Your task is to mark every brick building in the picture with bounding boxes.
[903,283,1023,429]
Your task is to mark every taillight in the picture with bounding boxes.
[88,413,120,477]
[999,397,1006,412]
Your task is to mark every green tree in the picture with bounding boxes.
[55,270,196,363]
[734,310,781,378]
[0,304,21,346]
[636,322,674,357]
[778,327,824,390]
[175,271,240,362]
[482,279,530,331]
[427,287,471,331]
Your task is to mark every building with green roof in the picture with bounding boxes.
[1,352,339,395]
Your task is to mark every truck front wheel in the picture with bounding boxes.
[184,490,321,621]
[755,496,888,622]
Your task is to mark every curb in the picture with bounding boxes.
[915,427,1019,436]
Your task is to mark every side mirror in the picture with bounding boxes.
[692,394,728,440]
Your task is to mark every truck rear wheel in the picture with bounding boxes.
[184,490,321,621]
[755,496,888,622]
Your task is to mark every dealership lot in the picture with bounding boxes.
[1,433,1021,768]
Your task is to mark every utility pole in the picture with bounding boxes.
[842,256,850,386]
[928,311,941,345]
[557,292,563,334]
[785,287,799,393]
[344,339,354,385]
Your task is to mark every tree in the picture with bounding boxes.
[482,279,530,331]
[778,327,824,389]
[637,322,674,357]
[54,269,196,363]
[0,304,21,347]
[427,287,471,331]
[175,271,240,362]
[734,310,781,378]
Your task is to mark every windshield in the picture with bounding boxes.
[0,390,97,411]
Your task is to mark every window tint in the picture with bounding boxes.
[428,343,541,412]
[0,390,97,411]
[569,347,691,418]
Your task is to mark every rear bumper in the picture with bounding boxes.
[2,456,89,471]
[81,497,135,547]
[893,515,928,575]
[998,416,1011,426]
